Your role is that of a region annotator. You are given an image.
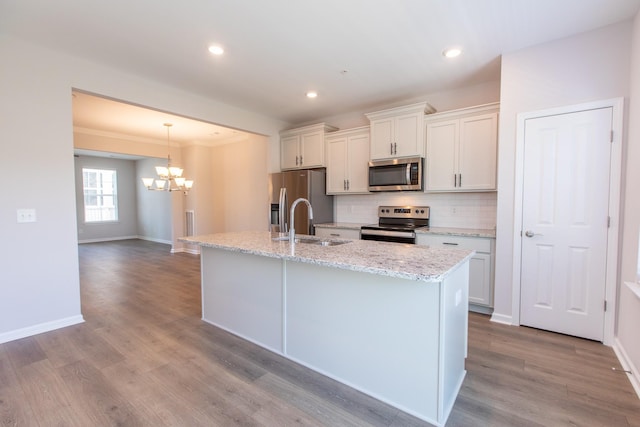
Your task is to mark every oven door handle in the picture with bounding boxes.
[361,229,416,239]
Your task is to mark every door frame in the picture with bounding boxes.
[511,98,624,345]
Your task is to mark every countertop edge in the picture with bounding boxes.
[179,232,474,283]
[315,223,496,238]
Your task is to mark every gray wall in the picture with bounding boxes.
[136,157,172,243]
[73,155,172,244]
[74,155,138,241]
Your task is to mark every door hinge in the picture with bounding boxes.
[604,300,607,312]
[607,216,611,228]
[610,130,614,143]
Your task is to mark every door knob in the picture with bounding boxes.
[524,230,542,238]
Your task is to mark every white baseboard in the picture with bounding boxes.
[613,337,640,399]
[469,304,494,315]
[138,236,172,245]
[0,315,85,344]
[78,236,172,245]
[78,235,139,244]
[490,312,513,325]
[172,247,201,255]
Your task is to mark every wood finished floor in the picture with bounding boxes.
[1,239,639,426]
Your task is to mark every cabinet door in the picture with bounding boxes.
[281,135,300,170]
[369,118,394,160]
[426,119,458,191]
[300,131,325,168]
[326,137,348,194]
[395,112,424,158]
[458,113,498,191]
[346,133,370,193]
[468,253,492,306]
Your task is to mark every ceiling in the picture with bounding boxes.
[2,0,640,144]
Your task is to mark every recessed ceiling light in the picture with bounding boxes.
[306,91,318,99]
[443,47,462,58]
[208,45,224,55]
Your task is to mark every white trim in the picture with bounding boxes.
[625,281,640,300]
[78,235,173,246]
[172,247,201,255]
[490,313,513,325]
[613,337,640,398]
[512,98,624,345]
[137,236,173,245]
[0,315,84,344]
[78,235,139,244]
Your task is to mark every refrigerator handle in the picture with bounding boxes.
[279,188,288,233]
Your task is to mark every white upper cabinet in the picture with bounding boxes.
[280,123,337,170]
[326,127,370,194]
[366,102,433,160]
[425,103,499,192]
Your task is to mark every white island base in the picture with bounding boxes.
[199,246,469,426]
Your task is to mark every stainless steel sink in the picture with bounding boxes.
[295,237,350,246]
[271,234,349,246]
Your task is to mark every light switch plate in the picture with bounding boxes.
[17,208,37,223]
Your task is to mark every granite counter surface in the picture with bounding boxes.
[314,222,369,230]
[315,222,496,238]
[416,227,496,238]
[180,231,473,283]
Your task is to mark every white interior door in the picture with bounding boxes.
[520,107,612,341]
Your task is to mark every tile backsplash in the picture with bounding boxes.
[335,192,497,229]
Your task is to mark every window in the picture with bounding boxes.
[82,168,118,222]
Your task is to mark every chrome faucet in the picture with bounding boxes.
[289,198,314,243]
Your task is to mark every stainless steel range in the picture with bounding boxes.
[360,206,430,244]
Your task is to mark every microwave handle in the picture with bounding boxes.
[406,163,411,184]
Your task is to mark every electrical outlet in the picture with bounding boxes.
[17,208,37,223]
[451,207,457,215]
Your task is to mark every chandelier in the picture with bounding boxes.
[142,123,194,194]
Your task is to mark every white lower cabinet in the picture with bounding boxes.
[315,226,361,240]
[416,234,494,311]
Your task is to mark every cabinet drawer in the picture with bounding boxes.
[315,228,361,240]
[416,234,491,252]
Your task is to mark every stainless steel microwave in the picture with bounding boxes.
[368,156,424,192]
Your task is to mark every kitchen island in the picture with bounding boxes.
[180,231,473,426]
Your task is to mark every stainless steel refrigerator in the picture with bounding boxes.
[269,169,334,235]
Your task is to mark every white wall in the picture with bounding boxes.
[315,80,501,131]
[494,21,633,325]
[1,36,82,340]
[617,11,640,393]
[212,136,270,233]
[74,155,139,242]
[0,34,286,342]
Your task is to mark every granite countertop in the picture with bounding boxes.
[180,231,474,283]
[315,222,496,238]
[416,227,496,238]
[314,222,369,230]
